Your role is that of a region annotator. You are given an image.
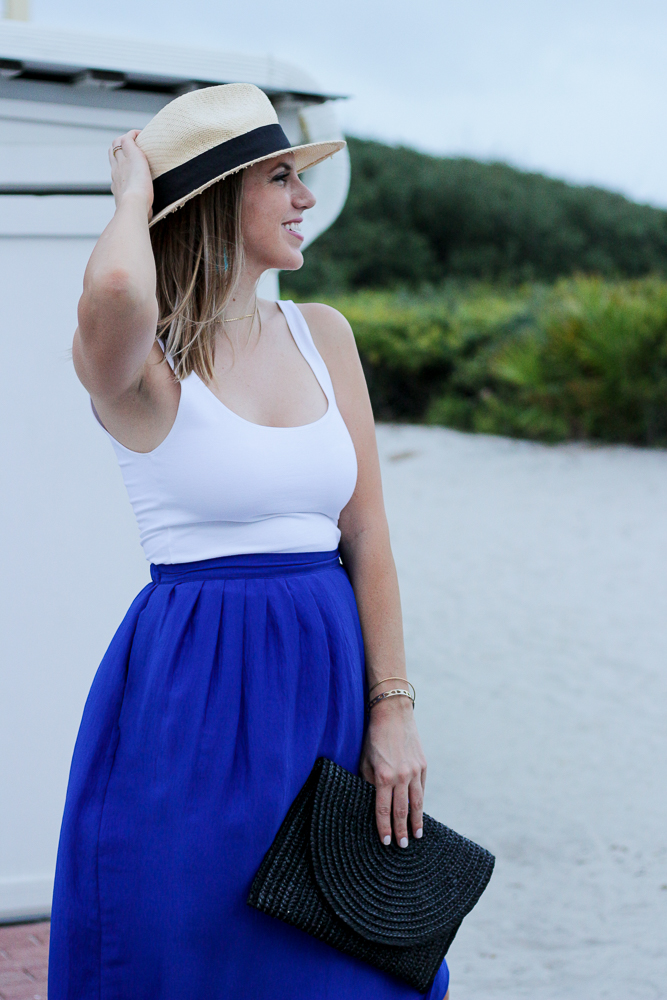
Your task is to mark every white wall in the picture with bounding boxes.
[0,229,150,920]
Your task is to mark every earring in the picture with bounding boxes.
[215,248,229,276]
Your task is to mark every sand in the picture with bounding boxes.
[376,424,667,1000]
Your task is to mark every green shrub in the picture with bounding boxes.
[488,277,667,444]
[314,277,667,446]
[283,138,667,296]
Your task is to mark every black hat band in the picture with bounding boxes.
[151,123,292,217]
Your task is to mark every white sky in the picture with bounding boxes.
[32,0,667,207]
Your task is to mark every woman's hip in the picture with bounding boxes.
[93,548,366,800]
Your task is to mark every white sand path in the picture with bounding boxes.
[377,424,667,1000]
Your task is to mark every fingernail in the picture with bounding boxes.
[399,837,408,848]
[415,828,423,839]
[383,835,391,846]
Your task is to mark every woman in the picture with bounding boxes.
[48,83,450,1000]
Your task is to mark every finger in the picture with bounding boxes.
[120,130,143,152]
[375,780,393,846]
[117,131,149,168]
[108,136,123,167]
[409,773,424,840]
[359,758,374,784]
[392,779,410,848]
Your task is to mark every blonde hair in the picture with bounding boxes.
[150,171,246,382]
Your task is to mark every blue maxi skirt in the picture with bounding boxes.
[48,550,449,999]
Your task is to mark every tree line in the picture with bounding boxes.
[282,138,667,296]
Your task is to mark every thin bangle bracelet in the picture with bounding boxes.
[367,689,415,711]
[368,677,416,700]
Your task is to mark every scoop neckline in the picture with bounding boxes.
[189,300,333,430]
[190,371,332,430]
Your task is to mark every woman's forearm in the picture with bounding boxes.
[341,519,427,846]
[83,193,155,305]
[339,522,408,691]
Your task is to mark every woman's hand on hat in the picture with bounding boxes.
[109,130,154,221]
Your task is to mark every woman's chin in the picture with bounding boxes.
[273,250,304,272]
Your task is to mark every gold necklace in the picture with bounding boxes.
[224,300,257,323]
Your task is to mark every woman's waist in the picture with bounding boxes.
[150,548,343,583]
[140,513,342,566]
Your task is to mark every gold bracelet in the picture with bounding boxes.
[367,688,415,711]
[368,676,416,701]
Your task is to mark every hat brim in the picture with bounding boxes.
[148,139,346,227]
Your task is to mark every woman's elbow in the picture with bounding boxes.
[79,272,155,335]
[80,266,153,316]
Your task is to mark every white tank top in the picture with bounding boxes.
[95,300,358,564]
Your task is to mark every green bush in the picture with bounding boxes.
[283,139,667,296]
[314,277,667,446]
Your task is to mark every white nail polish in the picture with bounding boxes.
[399,837,408,848]
[415,828,423,839]
[383,835,391,846]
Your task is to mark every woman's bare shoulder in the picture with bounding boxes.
[295,301,351,329]
[294,302,375,444]
[294,302,358,370]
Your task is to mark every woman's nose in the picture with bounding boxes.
[294,180,316,210]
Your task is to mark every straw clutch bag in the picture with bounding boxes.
[247,758,495,992]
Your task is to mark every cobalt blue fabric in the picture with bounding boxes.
[48,550,449,999]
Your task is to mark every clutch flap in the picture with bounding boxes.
[309,758,495,947]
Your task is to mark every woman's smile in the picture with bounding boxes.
[282,217,304,241]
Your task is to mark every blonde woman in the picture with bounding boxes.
[48,84,449,1000]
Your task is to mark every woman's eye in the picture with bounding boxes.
[273,173,290,183]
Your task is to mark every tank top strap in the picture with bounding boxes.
[277,300,336,405]
[157,338,176,372]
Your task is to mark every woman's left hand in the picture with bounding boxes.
[359,696,427,847]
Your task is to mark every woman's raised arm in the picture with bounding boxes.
[74,130,177,451]
[74,129,157,402]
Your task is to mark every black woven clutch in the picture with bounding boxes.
[247,757,495,993]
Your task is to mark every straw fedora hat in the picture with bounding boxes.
[135,82,346,226]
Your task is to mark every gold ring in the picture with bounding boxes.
[112,145,122,155]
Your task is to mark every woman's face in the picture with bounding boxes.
[241,152,316,273]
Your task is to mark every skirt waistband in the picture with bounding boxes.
[150,549,342,584]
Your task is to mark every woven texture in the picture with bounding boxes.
[137,84,278,178]
[247,758,495,993]
[134,82,345,225]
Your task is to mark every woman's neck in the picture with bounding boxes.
[224,264,265,320]
[214,267,265,358]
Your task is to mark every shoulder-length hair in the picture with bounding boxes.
[150,170,245,383]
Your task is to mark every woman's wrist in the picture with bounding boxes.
[368,692,414,718]
[366,673,415,713]
[368,674,408,692]
[115,189,153,218]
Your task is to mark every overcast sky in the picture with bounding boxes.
[33,0,667,207]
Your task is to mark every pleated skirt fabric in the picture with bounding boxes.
[48,550,449,999]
